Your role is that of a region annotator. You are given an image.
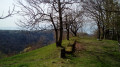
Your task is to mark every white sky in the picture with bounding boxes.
[0,0,95,34]
[0,0,20,30]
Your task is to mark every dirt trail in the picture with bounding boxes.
[75,43,85,51]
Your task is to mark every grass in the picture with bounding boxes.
[0,37,120,67]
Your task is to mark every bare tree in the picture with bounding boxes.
[63,14,71,40]
[0,6,15,19]
[70,10,84,36]
[63,11,72,40]
[82,0,120,41]
[63,3,83,39]
[16,0,74,47]
[82,0,106,40]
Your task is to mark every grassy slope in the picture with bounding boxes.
[0,37,120,67]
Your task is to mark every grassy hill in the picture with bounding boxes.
[0,37,120,67]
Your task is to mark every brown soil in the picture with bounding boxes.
[75,43,85,51]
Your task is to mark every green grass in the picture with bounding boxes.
[0,37,120,67]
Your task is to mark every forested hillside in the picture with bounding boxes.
[0,30,54,55]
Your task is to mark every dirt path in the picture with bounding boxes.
[75,43,85,51]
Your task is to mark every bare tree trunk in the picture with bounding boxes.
[101,24,105,39]
[112,28,115,40]
[65,15,70,40]
[50,14,60,47]
[105,29,110,39]
[74,32,77,36]
[55,29,59,46]
[97,22,101,40]
[67,29,70,40]
[117,31,120,43]
[58,0,63,47]
[71,30,77,37]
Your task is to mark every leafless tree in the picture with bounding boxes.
[70,10,84,36]
[63,2,83,39]
[82,0,106,40]
[63,14,71,40]
[16,0,75,47]
[0,6,15,19]
[82,0,120,41]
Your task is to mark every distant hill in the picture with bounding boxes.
[0,30,54,55]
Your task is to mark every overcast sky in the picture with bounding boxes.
[0,0,20,30]
[0,0,95,34]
